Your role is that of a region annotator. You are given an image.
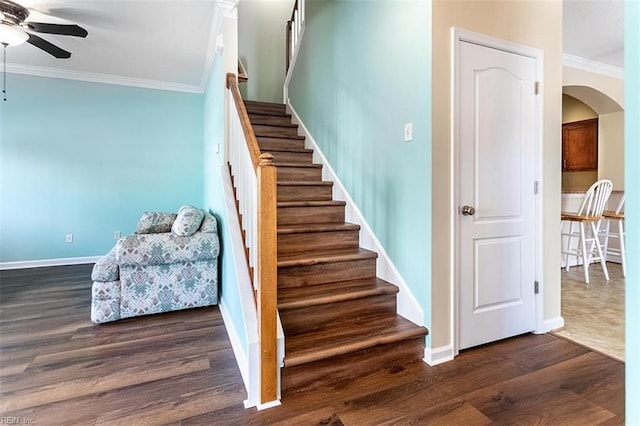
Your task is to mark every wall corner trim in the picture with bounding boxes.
[423,344,454,366]
[536,316,565,334]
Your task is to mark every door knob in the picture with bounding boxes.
[461,205,475,216]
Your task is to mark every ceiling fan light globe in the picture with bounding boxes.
[0,23,28,46]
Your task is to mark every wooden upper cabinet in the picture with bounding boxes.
[562,118,598,171]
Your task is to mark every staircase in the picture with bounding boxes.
[244,100,428,394]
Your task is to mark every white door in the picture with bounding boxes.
[456,37,539,350]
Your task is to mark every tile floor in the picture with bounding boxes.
[555,262,625,361]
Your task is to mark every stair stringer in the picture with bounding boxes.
[218,165,285,410]
[286,102,424,328]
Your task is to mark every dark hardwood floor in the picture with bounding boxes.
[0,265,624,425]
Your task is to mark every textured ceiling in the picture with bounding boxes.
[4,0,219,92]
[2,0,624,94]
[563,0,624,68]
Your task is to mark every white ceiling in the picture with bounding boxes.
[2,0,625,94]
[563,0,624,69]
[5,0,220,93]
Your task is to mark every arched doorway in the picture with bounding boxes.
[557,82,625,361]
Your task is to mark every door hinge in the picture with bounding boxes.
[534,81,540,95]
[534,281,539,294]
[534,180,540,195]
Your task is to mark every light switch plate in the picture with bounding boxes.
[404,123,413,142]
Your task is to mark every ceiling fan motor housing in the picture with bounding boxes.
[0,0,29,25]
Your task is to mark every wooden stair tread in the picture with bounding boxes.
[245,100,285,108]
[278,277,398,310]
[263,147,313,155]
[278,222,360,235]
[257,135,306,141]
[278,200,346,208]
[244,101,286,114]
[277,181,333,187]
[253,122,299,129]
[278,247,377,267]
[274,162,322,169]
[283,315,428,367]
[249,111,291,118]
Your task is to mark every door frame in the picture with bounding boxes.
[451,27,544,356]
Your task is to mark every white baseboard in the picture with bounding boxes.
[423,344,454,366]
[257,399,282,411]
[0,256,101,270]
[561,257,621,269]
[286,102,424,327]
[536,316,565,334]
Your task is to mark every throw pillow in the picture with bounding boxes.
[135,212,177,234]
[178,204,199,214]
[172,206,204,236]
[199,212,218,233]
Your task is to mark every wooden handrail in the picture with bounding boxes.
[289,0,298,22]
[238,59,248,83]
[285,0,300,73]
[226,73,279,405]
[226,73,261,170]
[286,20,292,72]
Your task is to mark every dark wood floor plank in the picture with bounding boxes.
[5,366,242,426]
[475,388,615,425]
[463,351,623,422]
[1,354,211,412]
[507,332,591,372]
[1,335,224,394]
[349,399,493,426]
[0,265,625,424]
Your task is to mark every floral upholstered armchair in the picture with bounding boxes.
[90,205,220,323]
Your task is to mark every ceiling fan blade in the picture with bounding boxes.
[27,33,71,59]
[25,22,88,38]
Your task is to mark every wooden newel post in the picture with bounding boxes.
[257,153,278,404]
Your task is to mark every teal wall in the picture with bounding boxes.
[203,53,248,350]
[625,0,639,420]
[288,0,432,329]
[0,75,204,263]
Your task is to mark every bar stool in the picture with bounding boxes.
[601,195,626,277]
[561,179,613,284]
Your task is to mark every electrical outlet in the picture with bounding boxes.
[65,233,73,243]
[114,231,121,240]
[404,123,413,142]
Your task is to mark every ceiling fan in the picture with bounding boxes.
[0,0,87,59]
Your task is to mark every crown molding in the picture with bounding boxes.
[217,0,238,16]
[563,53,624,80]
[6,63,205,94]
